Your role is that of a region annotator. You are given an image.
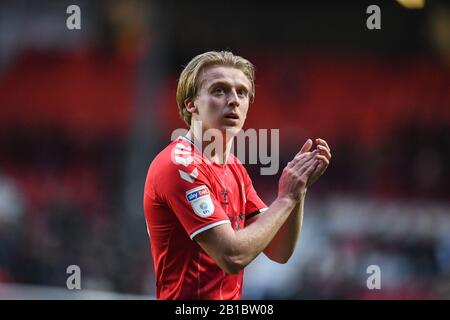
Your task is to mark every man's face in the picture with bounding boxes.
[189,65,251,137]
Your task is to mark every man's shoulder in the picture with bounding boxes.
[150,137,187,166]
[148,139,175,172]
[148,137,207,183]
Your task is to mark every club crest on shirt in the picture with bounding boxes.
[185,185,215,218]
[220,190,229,205]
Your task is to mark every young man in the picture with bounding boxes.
[143,51,331,300]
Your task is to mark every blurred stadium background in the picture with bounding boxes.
[0,0,449,299]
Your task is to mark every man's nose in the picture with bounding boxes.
[227,89,240,107]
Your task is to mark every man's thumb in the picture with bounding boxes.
[300,139,313,154]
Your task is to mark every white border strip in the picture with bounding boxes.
[190,220,230,240]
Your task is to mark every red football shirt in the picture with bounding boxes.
[143,136,267,300]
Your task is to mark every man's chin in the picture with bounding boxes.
[222,126,242,137]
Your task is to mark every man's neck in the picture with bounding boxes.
[185,129,234,165]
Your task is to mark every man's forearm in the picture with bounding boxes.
[225,196,297,271]
[263,191,306,263]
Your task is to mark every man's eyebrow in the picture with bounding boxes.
[207,80,250,92]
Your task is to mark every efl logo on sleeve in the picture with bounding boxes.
[186,185,215,218]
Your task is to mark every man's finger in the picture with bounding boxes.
[299,139,313,154]
[301,160,319,178]
[315,154,330,167]
[315,138,330,151]
[288,149,316,168]
[317,145,331,160]
[287,153,307,168]
[296,155,318,175]
[292,150,317,170]
[292,139,313,160]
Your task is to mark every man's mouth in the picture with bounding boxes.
[224,113,239,120]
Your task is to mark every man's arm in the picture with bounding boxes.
[261,138,331,263]
[194,150,318,275]
[262,192,305,263]
[194,195,297,274]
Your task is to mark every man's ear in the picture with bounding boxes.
[185,99,197,113]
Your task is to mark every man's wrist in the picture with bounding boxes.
[276,195,299,208]
[300,188,307,199]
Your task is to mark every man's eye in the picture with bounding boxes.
[237,90,248,97]
[214,87,225,94]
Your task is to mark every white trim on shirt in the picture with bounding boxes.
[190,220,231,240]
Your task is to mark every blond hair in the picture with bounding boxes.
[176,51,255,127]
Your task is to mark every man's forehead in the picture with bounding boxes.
[199,66,250,87]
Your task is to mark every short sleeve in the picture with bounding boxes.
[243,169,268,220]
[157,161,230,240]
